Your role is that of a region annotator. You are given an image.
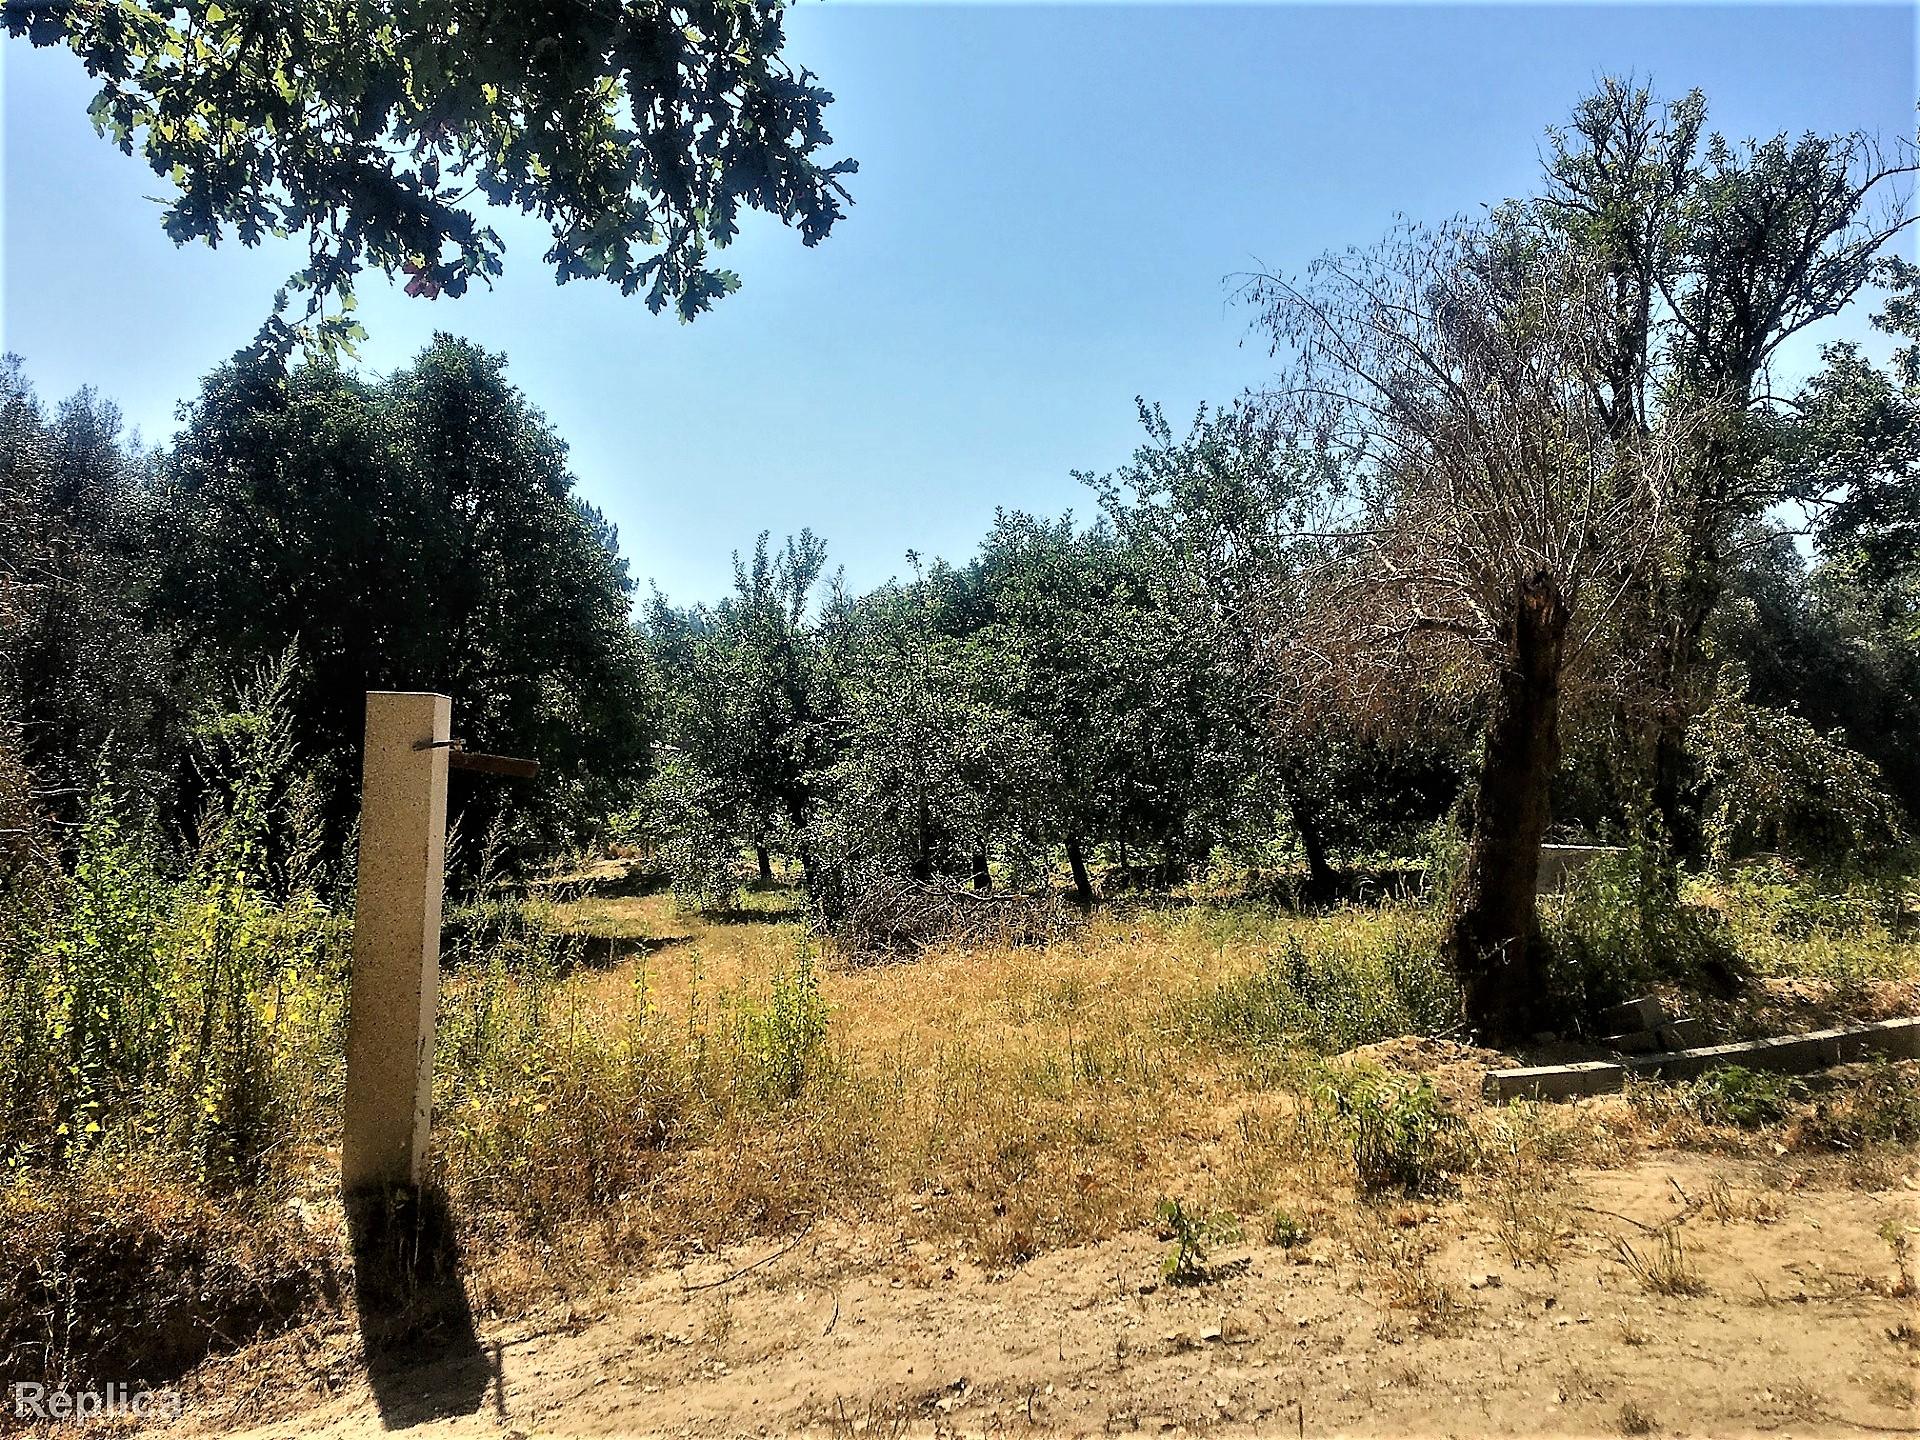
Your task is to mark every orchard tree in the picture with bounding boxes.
[1796,258,1920,605]
[806,565,1039,910]
[1741,258,1920,821]
[645,531,833,900]
[968,512,1178,905]
[155,335,649,846]
[5,0,857,354]
[1093,399,1371,901]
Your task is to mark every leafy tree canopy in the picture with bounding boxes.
[6,0,856,354]
[155,334,649,844]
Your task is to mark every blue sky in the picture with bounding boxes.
[3,3,1915,603]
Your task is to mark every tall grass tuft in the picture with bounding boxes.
[0,653,348,1189]
[727,945,830,1106]
[1178,909,1458,1055]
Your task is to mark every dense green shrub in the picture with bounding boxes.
[1314,1068,1474,1195]
[0,662,349,1189]
[1541,843,1742,1030]
[1689,668,1908,869]
[1712,857,1911,941]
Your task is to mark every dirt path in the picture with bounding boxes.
[186,1155,1918,1440]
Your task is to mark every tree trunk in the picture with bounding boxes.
[755,844,774,884]
[1278,764,1338,906]
[1446,573,1569,1043]
[1644,479,1734,861]
[911,793,933,883]
[1064,835,1094,908]
[1647,597,1715,861]
[971,846,991,893]
[1295,804,1338,908]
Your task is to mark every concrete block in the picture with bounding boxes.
[1602,1029,1661,1054]
[1599,996,1666,1033]
[1483,1060,1626,1102]
[1487,1017,1918,1104]
[1625,1022,1917,1083]
[1658,1018,1704,1050]
[1864,1016,1920,1059]
[1628,1039,1783,1082]
[1536,844,1627,896]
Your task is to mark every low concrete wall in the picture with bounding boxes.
[1484,1017,1920,1102]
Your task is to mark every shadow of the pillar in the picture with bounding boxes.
[345,1184,496,1430]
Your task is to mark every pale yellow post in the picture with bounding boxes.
[342,691,451,1193]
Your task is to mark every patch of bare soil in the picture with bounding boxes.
[171,1151,1920,1440]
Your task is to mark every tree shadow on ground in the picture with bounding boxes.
[345,1184,497,1430]
[705,896,807,925]
[556,931,695,975]
[542,862,673,901]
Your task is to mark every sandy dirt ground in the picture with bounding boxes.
[181,1153,1919,1440]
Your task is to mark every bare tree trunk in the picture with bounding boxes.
[755,844,773,885]
[1278,763,1338,906]
[1446,573,1569,1043]
[1064,835,1094,908]
[1294,802,1338,907]
[1647,596,1715,860]
[912,793,933,883]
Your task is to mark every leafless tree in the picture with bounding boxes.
[1243,220,1717,1039]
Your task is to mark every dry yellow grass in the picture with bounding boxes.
[422,865,1918,1308]
[477,877,1475,1284]
[102,867,1920,1436]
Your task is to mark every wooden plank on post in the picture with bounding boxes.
[448,749,540,780]
[342,691,451,1193]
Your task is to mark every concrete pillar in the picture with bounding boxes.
[342,691,451,1193]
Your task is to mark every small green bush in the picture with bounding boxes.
[1316,1069,1473,1195]
[1263,1207,1307,1249]
[728,946,830,1106]
[1685,1065,1803,1129]
[1155,1197,1241,1284]
[1542,842,1741,1030]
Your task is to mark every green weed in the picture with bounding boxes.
[1685,1065,1804,1129]
[1263,1207,1307,1249]
[728,946,830,1106]
[1316,1069,1473,1196]
[1542,843,1740,1030]
[1155,1197,1241,1285]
